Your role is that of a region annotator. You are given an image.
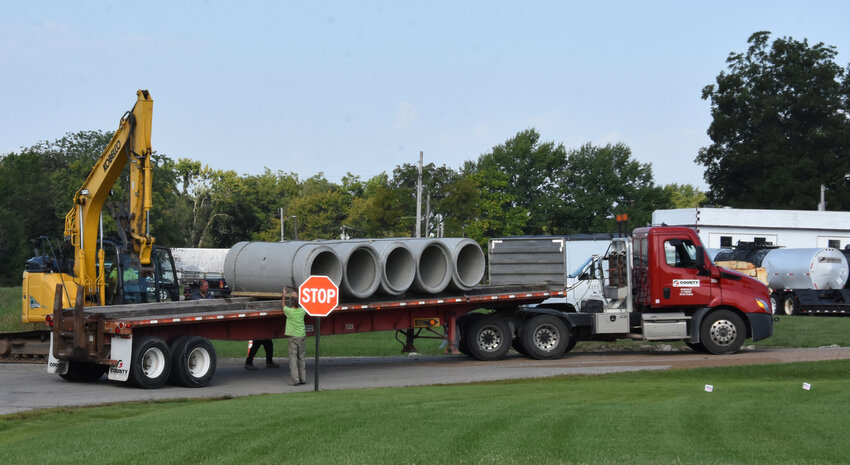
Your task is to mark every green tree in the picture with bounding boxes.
[471,129,568,234]
[390,163,466,237]
[662,183,707,208]
[697,31,850,209]
[554,143,662,233]
[0,131,114,284]
[462,169,529,246]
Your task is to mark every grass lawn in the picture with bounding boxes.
[2,359,849,464]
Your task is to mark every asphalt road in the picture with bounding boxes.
[3,346,850,415]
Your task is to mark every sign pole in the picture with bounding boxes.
[314,316,321,392]
[298,275,338,394]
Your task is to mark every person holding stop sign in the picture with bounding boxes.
[283,287,307,385]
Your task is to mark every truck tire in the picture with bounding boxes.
[685,341,708,353]
[60,361,108,382]
[456,314,481,357]
[170,336,216,388]
[565,336,578,353]
[782,295,799,316]
[465,315,511,361]
[167,336,191,385]
[521,315,569,360]
[512,335,528,355]
[129,336,171,389]
[699,310,745,355]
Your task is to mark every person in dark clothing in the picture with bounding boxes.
[245,339,280,370]
[190,280,214,300]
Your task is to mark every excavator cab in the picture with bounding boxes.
[102,240,179,305]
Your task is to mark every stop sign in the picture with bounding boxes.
[298,275,339,317]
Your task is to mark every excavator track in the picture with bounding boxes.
[0,330,49,363]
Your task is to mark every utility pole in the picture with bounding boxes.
[424,191,431,238]
[280,208,285,241]
[819,184,827,211]
[415,151,423,238]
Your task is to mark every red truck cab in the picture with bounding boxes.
[632,227,773,350]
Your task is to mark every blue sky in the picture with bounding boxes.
[2,1,849,191]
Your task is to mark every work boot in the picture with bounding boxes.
[244,363,258,371]
[266,362,280,368]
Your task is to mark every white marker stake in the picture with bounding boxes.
[803,382,812,390]
[705,384,714,392]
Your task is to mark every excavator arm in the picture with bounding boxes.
[62,90,155,304]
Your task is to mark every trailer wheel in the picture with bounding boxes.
[129,336,171,389]
[782,295,799,316]
[466,315,511,361]
[60,361,108,382]
[167,336,191,385]
[521,315,569,360]
[699,310,745,355]
[171,336,217,388]
[456,314,481,357]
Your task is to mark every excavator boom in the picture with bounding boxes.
[62,90,155,302]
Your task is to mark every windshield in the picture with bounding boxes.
[569,258,593,278]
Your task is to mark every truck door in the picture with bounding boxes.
[151,247,180,302]
[652,236,712,308]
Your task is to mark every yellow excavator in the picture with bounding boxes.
[4,90,179,358]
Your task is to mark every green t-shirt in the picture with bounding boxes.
[283,306,306,338]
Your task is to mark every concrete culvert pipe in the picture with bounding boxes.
[405,239,452,294]
[224,242,342,294]
[322,242,382,299]
[356,240,416,295]
[438,238,486,290]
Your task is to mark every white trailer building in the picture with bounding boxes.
[652,207,850,249]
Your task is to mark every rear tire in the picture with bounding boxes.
[699,310,746,355]
[129,336,171,389]
[465,315,511,361]
[783,295,799,316]
[512,334,528,355]
[171,336,216,388]
[456,314,481,357]
[521,315,569,360]
[60,361,107,382]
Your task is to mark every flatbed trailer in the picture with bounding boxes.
[47,284,565,388]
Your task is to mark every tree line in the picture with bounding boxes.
[0,128,703,285]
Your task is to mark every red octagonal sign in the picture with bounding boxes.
[299,275,339,317]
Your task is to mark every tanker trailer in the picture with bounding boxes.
[713,247,850,316]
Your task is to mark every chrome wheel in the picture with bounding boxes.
[477,325,503,352]
[532,324,560,351]
[708,318,738,347]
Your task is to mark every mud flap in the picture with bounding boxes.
[107,336,133,382]
[47,333,68,375]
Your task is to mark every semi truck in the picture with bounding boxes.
[712,244,850,316]
[46,225,773,388]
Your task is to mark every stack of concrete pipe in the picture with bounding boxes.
[223,238,486,299]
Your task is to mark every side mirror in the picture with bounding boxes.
[694,246,705,267]
[695,246,708,275]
